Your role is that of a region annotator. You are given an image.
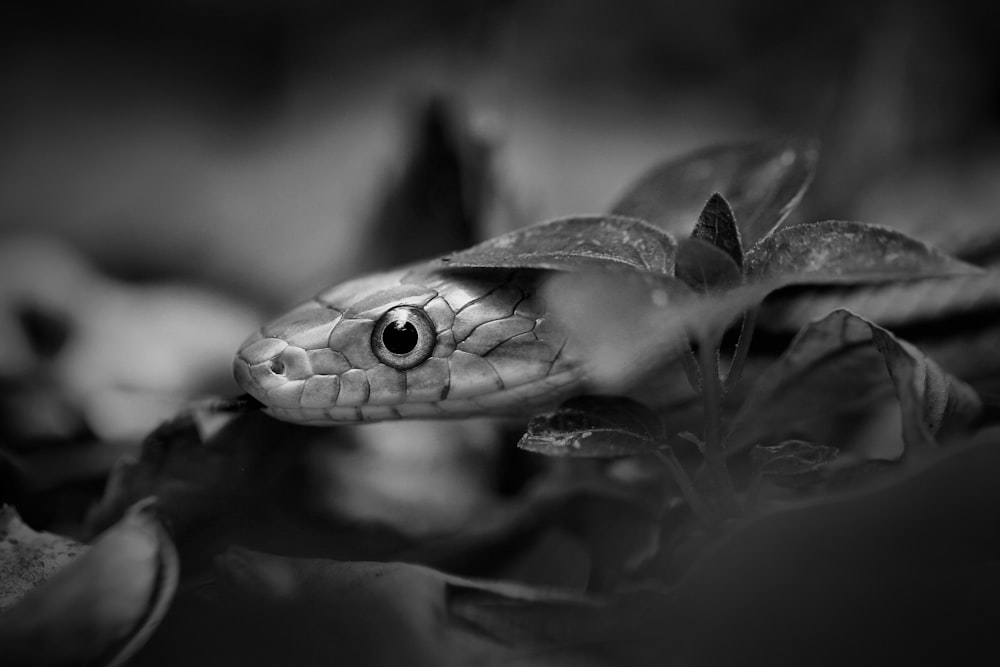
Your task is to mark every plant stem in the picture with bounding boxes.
[723,305,759,392]
[697,334,741,517]
[680,336,702,393]
[655,449,713,525]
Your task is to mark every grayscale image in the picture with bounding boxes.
[2,2,999,665]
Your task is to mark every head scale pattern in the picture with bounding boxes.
[233,267,583,424]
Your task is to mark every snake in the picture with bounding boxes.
[233,141,822,425]
[233,261,587,425]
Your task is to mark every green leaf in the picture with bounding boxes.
[610,139,817,248]
[437,215,678,275]
[730,309,982,460]
[745,220,980,284]
[750,440,839,477]
[518,396,667,458]
[691,192,743,269]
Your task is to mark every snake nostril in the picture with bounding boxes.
[269,358,286,375]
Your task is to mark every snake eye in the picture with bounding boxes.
[372,306,436,370]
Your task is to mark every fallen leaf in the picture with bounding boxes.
[215,547,595,667]
[0,506,88,611]
[0,498,178,666]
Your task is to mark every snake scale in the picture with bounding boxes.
[233,261,585,424]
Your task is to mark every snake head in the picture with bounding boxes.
[233,268,584,424]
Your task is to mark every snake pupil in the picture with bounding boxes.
[383,321,418,354]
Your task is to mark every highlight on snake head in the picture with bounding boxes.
[233,266,585,424]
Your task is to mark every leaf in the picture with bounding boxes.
[518,396,667,458]
[750,440,839,477]
[0,506,88,611]
[541,270,767,393]
[674,237,744,293]
[666,432,1000,666]
[0,498,178,667]
[745,220,980,284]
[156,433,1000,667]
[691,192,743,269]
[730,309,982,460]
[437,215,677,275]
[610,139,818,248]
[543,220,989,397]
[758,270,1000,330]
[753,268,1000,388]
[214,548,596,667]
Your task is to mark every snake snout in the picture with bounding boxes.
[233,333,304,406]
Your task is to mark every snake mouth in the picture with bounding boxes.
[257,367,583,424]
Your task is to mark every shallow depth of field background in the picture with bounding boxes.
[3,0,999,307]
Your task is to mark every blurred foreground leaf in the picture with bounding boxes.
[214,548,595,667]
[208,435,1000,667]
[665,430,1000,666]
[674,237,743,293]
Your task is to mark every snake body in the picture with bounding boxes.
[234,264,585,424]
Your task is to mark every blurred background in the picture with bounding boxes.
[2,0,1000,515]
[3,0,999,299]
